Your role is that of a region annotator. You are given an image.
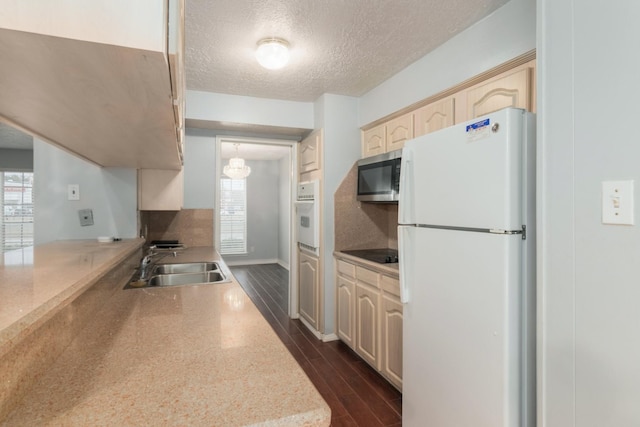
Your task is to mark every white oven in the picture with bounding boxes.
[295,180,319,253]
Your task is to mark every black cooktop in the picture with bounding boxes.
[342,248,399,264]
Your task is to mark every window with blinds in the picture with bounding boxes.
[1,171,34,252]
[219,178,247,254]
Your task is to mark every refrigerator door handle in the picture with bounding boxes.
[398,226,411,304]
[398,145,413,224]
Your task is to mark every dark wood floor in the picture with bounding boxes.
[230,264,402,427]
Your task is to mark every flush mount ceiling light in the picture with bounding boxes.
[223,144,251,179]
[255,38,290,70]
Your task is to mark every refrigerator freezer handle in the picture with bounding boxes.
[398,226,411,304]
[398,145,413,224]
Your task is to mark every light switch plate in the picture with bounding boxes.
[68,184,80,200]
[78,209,94,226]
[602,180,634,225]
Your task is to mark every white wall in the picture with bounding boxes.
[183,131,216,209]
[187,91,314,130]
[278,153,291,269]
[314,93,360,335]
[358,0,536,125]
[538,1,640,426]
[0,148,33,171]
[33,140,137,244]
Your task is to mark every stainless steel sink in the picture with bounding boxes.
[147,271,227,287]
[152,262,219,275]
[125,260,232,289]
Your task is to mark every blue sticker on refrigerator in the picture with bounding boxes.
[466,118,491,143]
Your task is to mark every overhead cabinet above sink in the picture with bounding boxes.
[0,0,185,170]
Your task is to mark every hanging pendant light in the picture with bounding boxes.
[223,144,251,179]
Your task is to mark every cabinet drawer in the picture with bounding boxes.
[356,266,379,288]
[337,259,356,279]
[381,275,400,298]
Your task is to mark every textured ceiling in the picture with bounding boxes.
[186,0,511,102]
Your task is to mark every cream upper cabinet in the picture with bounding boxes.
[299,129,322,174]
[466,65,533,119]
[138,169,183,211]
[385,113,414,152]
[0,0,185,170]
[299,251,320,330]
[362,124,386,158]
[360,57,536,154]
[414,97,456,137]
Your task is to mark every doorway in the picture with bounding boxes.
[215,136,298,318]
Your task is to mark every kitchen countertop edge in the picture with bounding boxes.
[334,250,399,277]
[0,238,144,357]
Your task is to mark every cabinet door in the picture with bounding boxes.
[466,67,532,119]
[381,295,403,390]
[337,274,356,349]
[356,283,380,369]
[386,113,414,152]
[299,129,321,173]
[138,168,183,211]
[362,124,386,158]
[299,251,319,329]
[414,97,455,137]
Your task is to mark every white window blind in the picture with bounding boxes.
[1,172,34,252]
[219,178,247,254]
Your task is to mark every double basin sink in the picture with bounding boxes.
[127,261,229,289]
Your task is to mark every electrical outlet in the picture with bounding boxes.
[78,209,94,226]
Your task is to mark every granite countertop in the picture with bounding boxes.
[2,246,330,426]
[334,250,400,277]
[0,238,145,356]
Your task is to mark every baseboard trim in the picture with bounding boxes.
[298,318,338,342]
[277,260,290,270]
[299,317,323,340]
[322,333,339,343]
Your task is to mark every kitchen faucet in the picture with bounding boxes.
[139,246,176,280]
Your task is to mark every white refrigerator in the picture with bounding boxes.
[398,108,536,427]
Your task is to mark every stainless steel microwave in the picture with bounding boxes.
[356,149,401,203]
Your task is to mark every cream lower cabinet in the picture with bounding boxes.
[299,251,320,330]
[335,256,402,390]
[336,275,356,349]
[381,294,403,390]
[355,282,380,369]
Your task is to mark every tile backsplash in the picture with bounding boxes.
[140,209,214,247]
[334,164,398,251]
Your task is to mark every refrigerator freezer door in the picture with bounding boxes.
[402,226,523,427]
[401,108,525,230]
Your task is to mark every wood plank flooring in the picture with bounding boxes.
[230,264,402,427]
